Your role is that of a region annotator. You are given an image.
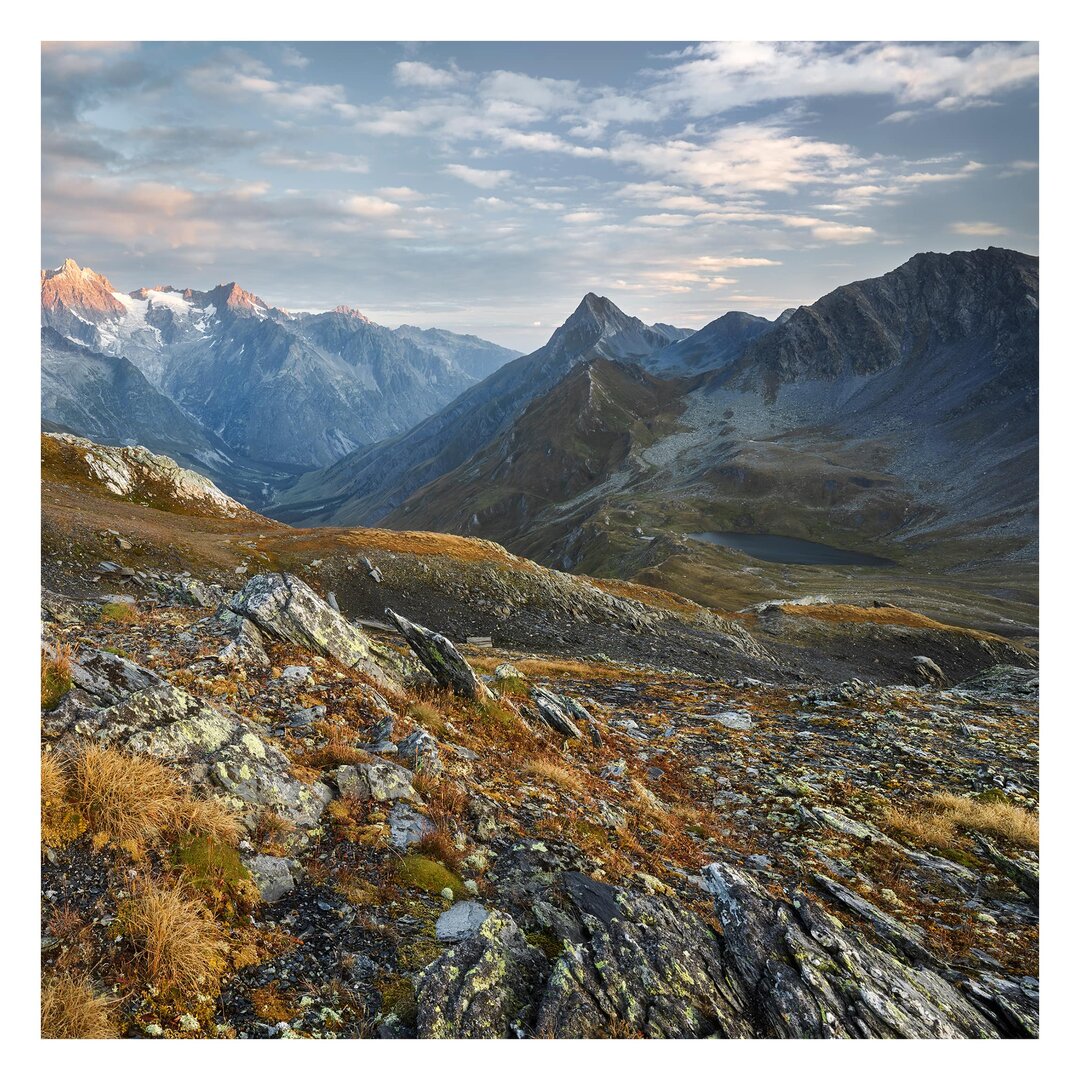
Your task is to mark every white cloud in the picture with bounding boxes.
[652,41,1038,117]
[394,61,465,90]
[444,163,513,189]
[562,210,605,224]
[376,186,424,200]
[260,150,369,173]
[951,221,1009,236]
[342,194,400,217]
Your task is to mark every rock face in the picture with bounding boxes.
[228,574,406,691]
[530,687,584,740]
[416,912,547,1038]
[701,862,1037,1038]
[385,607,491,700]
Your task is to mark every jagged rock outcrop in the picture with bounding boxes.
[701,861,1037,1038]
[385,607,491,700]
[228,574,407,691]
[530,687,584,740]
[416,911,547,1038]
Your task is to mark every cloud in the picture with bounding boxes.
[188,51,346,114]
[610,124,862,194]
[444,163,513,189]
[394,61,465,89]
[280,46,309,69]
[950,221,1009,236]
[562,210,605,224]
[651,41,1038,117]
[694,256,782,269]
[342,194,400,217]
[260,150,369,173]
[377,186,424,200]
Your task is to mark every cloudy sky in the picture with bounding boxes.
[42,41,1038,350]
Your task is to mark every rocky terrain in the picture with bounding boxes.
[41,434,1038,1039]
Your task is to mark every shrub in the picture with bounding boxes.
[119,881,228,992]
[40,972,116,1039]
[100,601,138,625]
[41,644,74,711]
[70,745,180,843]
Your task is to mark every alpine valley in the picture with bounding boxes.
[39,246,1040,1041]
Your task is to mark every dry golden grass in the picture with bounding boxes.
[929,793,1039,849]
[412,774,468,825]
[171,796,242,846]
[120,881,228,992]
[415,827,463,873]
[523,757,584,793]
[40,972,116,1039]
[406,701,442,727]
[778,603,1017,646]
[41,749,85,848]
[885,793,1038,851]
[71,745,181,843]
[100,600,138,625]
[883,806,958,850]
[41,643,75,711]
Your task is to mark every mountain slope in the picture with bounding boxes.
[393,324,520,380]
[384,357,694,555]
[642,310,773,374]
[270,293,677,524]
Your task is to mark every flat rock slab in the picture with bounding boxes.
[436,900,490,943]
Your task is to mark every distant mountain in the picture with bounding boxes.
[393,324,520,381]
[642,311,773,375]
[276,249,1038,603]
[383,356,694,559]
[40,259,518,474]
[270,292,677,524]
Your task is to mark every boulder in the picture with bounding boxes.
[385,608,492,700]
[334,760,417,803]
[531,687,583,739]
[435,901,489,943]
[244,855,298,902]
[228,574,404,691]
[913,655,946,685]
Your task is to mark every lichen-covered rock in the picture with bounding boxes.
[245,855,299,902]
[416,912,546,1038]
[334,760,417,803]
[533,871,753,1038]
[701,861,1032,1038]
[913,655,946,685]
[954,665,1039,699]
[388,803,435,851]
[398,728,440,773]
[530,687,583,740]
[436,901,489,943]
[228,574,405,690]
[385,607,492,700]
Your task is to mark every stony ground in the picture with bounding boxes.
[41,570,1038,1039]
[39,435,1039,1039]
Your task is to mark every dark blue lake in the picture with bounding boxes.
[688,531,894,567]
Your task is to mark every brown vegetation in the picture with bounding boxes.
[119,881,229,992]
[884,792,1038,851]
[41,972,116,1039]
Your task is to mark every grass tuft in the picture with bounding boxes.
[885,792,1038,851]
[119,880,228,993]
[40,973,116,1039]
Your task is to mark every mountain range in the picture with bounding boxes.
[41,248,1038,629]
[40,259,520,494]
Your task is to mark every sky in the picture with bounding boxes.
[41,41,1039,350]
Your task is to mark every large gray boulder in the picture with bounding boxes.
[228,574,405,690]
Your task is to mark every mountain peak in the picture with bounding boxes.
[200,281,270,315]
[40,258,123,320]
[331,304,370,323]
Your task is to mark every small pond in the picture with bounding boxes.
[688,531,894,567]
